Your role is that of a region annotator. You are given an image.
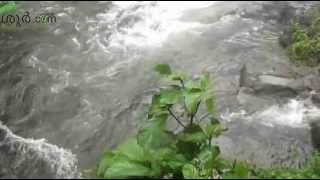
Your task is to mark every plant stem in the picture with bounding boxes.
[190,102,201,125]
[179,80,185,88]
[167,107,185,128]
[199,113,210,122]
[209,135,212,146]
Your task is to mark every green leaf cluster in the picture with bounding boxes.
[96,64,232,179]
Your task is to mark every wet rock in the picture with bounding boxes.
[0,123,81,179]
[239,64,303,93]
[239,64,249,87]
[237,87,276,113]
[311,93,320,106]
[237,70,303,113]
[310,121,320,150]
[279,27,293,48]
[216,120,312,168]
[304,75,320,91]
[241,1,302,25]
[259,75,295,88]
[255,75,305,92]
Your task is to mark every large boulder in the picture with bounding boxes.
[216,119,312,168]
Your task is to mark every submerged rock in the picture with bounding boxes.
[0,123,81,179]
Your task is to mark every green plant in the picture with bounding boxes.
[285,9,320,66]
[96,64,252,179]
[252,152,320,179]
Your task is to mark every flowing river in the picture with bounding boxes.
[1,1,320,178]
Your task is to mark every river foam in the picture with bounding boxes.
[0,122,80,178]
[222,99,320,128]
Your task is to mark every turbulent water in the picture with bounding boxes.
[1,1,320,178]
[0,122,80,178]
[222,99,320,128]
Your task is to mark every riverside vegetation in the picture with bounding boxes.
[282,7,320,66]
[96,64,320,179]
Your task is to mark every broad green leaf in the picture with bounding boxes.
[159,87,182,105]
[154,64,172,76]
[143,147,188,172]
[144,147,173,162]
[183,164,199,179]
[148,106,168,119]
[178,124,208,143]
[153,148,188,170]
[197,147,212,162]
[148,94,162,118]
[97,151,115,177]
[205,119,227,137]
[196,147,213,170]
[185,81,202,92]
[104,160,153,178]
[176,139,201,161]
[211,145,221,160]
[148,94,169,118]
[137,118,174,149]
[116,137,145,161]
[151,93,161,106]
[138,129,174,149]
[200,73,210,90]
[205,96,214,113]
[196,146,220,170]
[170,71,187,81]
[222,172,239,179]
[164,153,188,170]
[97,152,129,177]
[150,162,162,177]
[184,91,202,114]
[233,161,249,178]
[144,114,168,129]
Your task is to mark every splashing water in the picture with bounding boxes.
[222,99,320,128]
[0,122,81,179]
[105,1,215,47]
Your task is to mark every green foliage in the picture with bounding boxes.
[286,9,320,66]
[0,1,16,15]
[96,64,233,179]
[96,64,320,179]
[154,64,172,76]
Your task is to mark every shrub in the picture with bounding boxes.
[95,64,253,179]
